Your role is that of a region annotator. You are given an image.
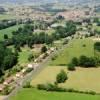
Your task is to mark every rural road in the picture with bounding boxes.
[4,42,70,100]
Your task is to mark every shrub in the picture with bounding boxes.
[66,88,75,92]
[37,84,46,90]
[37,83,66,92]
[41,46,47,53]
[23,82,32,88]
[46,83,57,91]
[0,77,4,83]
[4,34,8,39]
[89,91,96,95]
[37,84,97,95]
[56,70,68,83]
[28,54,34,61]
[68,63,76,71]
[25,68,33,74]
[82,44,86,47]
[51,54,58,60]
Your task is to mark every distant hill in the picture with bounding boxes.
[0,0,100,5]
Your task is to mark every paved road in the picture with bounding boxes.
[4,43,69,100]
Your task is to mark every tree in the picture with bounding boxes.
[79,56,96,67]
[41,45,47,53]
[4,34,8,39]
[0,43,18,75]
[56,70,68,83]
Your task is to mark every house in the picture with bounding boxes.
[16,72,24,78]
[50,47,55,52]
[3,77,14,85]
[0,84,5,92]
[27,64,33,68]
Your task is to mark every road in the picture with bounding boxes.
[4,43,69,100]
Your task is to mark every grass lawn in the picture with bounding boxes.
[18,46,40,65]
[11,88,100,100]
[31,66,100,93]
[18,50,31,65]
[0,24,24,40]
[50,38,95,66]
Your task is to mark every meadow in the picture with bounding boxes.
[31,66,100,93]
[11,88,100,100]
[0,24,24,40]
[18,47,39,65]
[51,38,95,66]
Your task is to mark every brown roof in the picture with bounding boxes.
[0,84,5,91]
[4,77,14,84]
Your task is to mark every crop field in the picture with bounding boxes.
[51,38,95,66]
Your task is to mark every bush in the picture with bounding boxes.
[4,34,8,39]
[46,83,57,91]
[37,84,97,95]
[0,77,4,83]
[23,82,32,88]
[56,70,68,83]
[89,91,96,95]
[25,68,33,74]
[37,84,47,90]
[51,54,58,60]
[41,46,47,53]
[82,44,86,47]
[28,54,34,61]
[68,63,76,71]
[37,83,66,92]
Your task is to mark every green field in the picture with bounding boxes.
[11,88,100,100]
[18,47,40,65]
[18,49,31,65]
[51,38,95,66]
[0,24,24,40]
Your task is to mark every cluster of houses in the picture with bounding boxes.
[7,6,53,22]
[0,47,55,93]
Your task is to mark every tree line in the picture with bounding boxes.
[0,43,18,76]
[3,21,76,48]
